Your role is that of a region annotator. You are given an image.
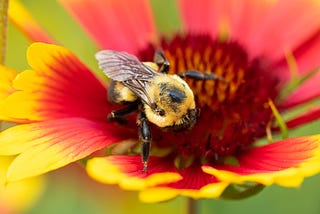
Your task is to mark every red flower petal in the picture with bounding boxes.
[179,0,320,65]
[282,71,320,108]
[203,135,320,187]
[244,0,320,62]
[178,0,223,37]
[151,164,228,201]
[291,30,320,74]
[58,0,157,53]
[0,66,19,121]
[0,118,132,181]
[285,106,320,129]
[161,164,218,190]
[2,43,110,122]
[87,156,229,202]
[0,157,46,214]
[8,0,55,43]
[87,156,182,189]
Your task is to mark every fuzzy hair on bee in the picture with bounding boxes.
[144,74,197,129]
[95,50,224,172]
[96,50,198,130]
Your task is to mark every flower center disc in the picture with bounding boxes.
[139,34,280,164]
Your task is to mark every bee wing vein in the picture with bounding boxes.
[95,50,157,106]
[95,50,157,81]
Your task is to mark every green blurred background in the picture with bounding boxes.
[5,0,320,213]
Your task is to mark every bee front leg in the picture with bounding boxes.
[108,102,139,124]
[138,111,151,172]
[154,50,170,74]
[178,70,226,82]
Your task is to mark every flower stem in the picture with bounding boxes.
[0,0,8,64]
[186,198,198,214]
[0,0,8,132]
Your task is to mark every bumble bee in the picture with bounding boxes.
[95,50,224,172]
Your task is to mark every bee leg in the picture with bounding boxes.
[108,102,139,124]
[154,50,170,73]
[138,111,151,172]
[178,70,226,82]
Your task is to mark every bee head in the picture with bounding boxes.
[144,74,198,129]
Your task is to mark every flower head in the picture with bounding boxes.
[2,0,320,203]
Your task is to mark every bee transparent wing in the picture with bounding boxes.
[95,50,158,105]
[95,50,156,81]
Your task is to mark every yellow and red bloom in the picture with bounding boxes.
[0,156,45,214]
[2,0,320,203]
